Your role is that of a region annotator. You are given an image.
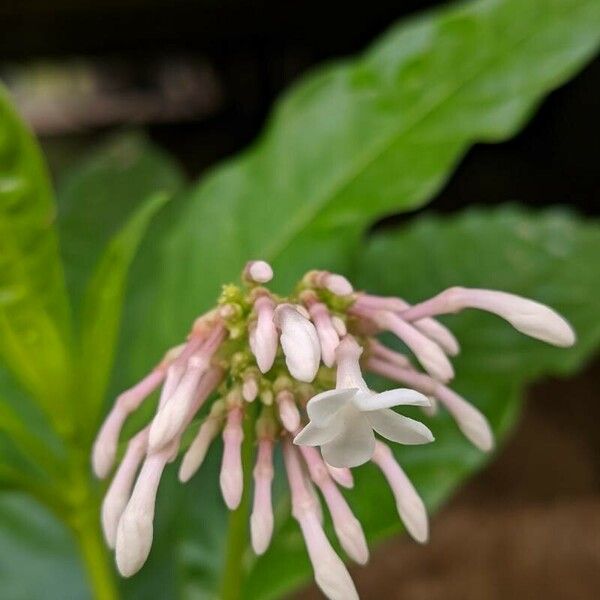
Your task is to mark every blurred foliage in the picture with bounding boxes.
[0,0,599,599]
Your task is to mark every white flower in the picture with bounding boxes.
[273,304,321,382]
[294,336,433,467]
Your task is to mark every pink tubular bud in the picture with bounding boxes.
[367,357,493,452]
[357,307,454,382]
[242,371,259,402]
[372,442,429,544]
[115,443,175,577]
[249,295,278,373]
[331,315,347,337]
[299,445,368,565]
[326,464,354,489]
[305,270,354,297]
[92,368,164,479]
[101,428,149,548]
[355,294,460,355]
[244,260,274,284]
[307,301,340,368]
[367,338,412,369]
[149,328,225,451]
[400,287,575,348]
[273,304,321,383]
[277,390,301,433]
[283,440,358,600]
[220,407,244,509]
[179,417,222,483]
[250,438,275,555]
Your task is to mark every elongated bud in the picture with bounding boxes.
[274,304,321,382]
[367,357,493,452]
[277,390,301,432]
[149,361,223,452]
[250,438,274,555]
[179,404,225,483]
[249,295,278,373]
[365,309,454,382]
[220,407,244,509]
[367,338,412,369]
[102,428,149,548]
[331,315,347,337]
[355,294,460,355]
[307,300,340,367]
[435,385,493,451]
[326,464,354,489]
[283,441,358,600]
[372,442,429,544]
[401,287,575,347]
[304,270,354,296]
[242,369,259,402]
[299,445,368,565]
[244,260,274,284]
[115,446,173,576]
[93,366,167,478]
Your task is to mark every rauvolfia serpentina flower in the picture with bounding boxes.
[93,260,575,598]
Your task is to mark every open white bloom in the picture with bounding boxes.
[295,336,433,467]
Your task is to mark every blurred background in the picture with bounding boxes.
[1,1,598,598]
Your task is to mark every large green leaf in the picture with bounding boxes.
[243,206,600,599]
[132,0,600,368]
[78,191,173,432]
[56,132,186,312]
[0,85,71,415]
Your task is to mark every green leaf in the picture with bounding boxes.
[135,0,600,365]
[78,191,172,430]
[243,205,600,598]
[56,132,186,311]
[0,85,72,417]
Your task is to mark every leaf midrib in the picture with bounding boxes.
[259,0,590,262]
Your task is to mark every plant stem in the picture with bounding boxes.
[219,406,256,600]
[67,447,119,600]
[74,505,120,600]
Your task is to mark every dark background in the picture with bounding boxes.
[1,1,598,598]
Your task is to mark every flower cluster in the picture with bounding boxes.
[93,260,575,599]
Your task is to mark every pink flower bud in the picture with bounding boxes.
[274,304,321,382]
[372,442,429,544]
[277,390,301,432]
[220,407,244,509]
[326,464,354,489]
[102,428,149,548]
[115,445,174,576]
[179,417,221,483]
[299,445,368,564]
[401,287,575,347]
[249,295,278,373]
[283,441,358,600]
[244,260,274,284]
[308,301,340,367]
[250,438,274,555]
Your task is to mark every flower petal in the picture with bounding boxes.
[294,420,343,447]
[353,388,430,411]
[306,388,357,426]
[367,409,434,445]
[321,411,375,468]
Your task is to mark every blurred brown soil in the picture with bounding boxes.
[295,358,600,600]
